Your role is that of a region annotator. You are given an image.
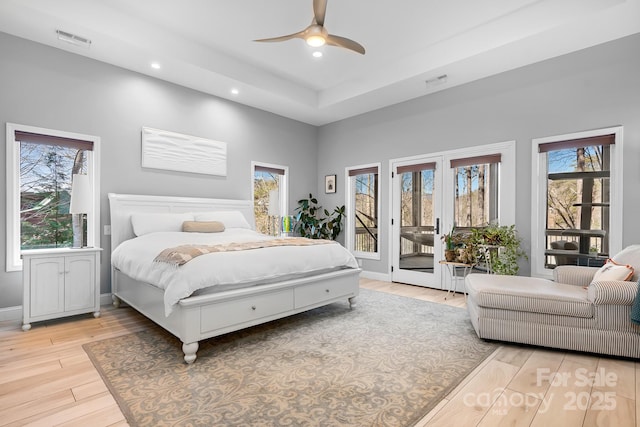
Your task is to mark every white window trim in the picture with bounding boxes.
[6,123,101,272]
[250,161,289,229]
[530,126,623,278]
[345,162,381,260]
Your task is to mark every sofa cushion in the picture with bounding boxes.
[466,274,593,318]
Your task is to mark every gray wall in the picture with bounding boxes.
[316,33,640,276]
[0,32,318,309]
[2,30,640,311]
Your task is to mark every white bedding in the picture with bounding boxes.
[111,229,359,315]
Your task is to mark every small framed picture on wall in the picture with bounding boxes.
[325,174,337,193]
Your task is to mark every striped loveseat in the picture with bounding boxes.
[465,245,640,358]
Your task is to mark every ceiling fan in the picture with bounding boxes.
[254,0,365,55]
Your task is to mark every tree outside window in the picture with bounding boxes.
[252,163,287,236]
[253,170,281,234]
[20,142,87,249]
[452,159,499,228]
[546,144,610,264]
[354,171,379,253]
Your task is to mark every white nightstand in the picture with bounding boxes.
[22,247,102,331]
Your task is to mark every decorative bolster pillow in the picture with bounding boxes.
[182,221,225,233]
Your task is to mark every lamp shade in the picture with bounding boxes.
[69,174,92,214]
[268,189,280,216]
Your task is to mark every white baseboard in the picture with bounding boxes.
[1,293,115,322]
[100,293,114,306]
[0,306,22,322]
[359,270,391,282]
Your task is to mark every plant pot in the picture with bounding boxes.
[444,249,457,262]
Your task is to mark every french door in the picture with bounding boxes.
[391,156,443,288]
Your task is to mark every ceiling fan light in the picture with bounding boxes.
[306,35,326,47]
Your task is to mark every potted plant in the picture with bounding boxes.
[294,194,345,240]
[457,235,478,265]
[441,224,458,262]
[470,223,527,275]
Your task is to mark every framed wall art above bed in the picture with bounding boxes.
[141,127,227,176]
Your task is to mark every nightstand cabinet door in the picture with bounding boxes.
[29,257,65,317]
[64,255,96,312]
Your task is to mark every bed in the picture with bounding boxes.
[108,193,361,363]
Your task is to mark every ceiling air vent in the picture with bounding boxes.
[56,30,91,48]
[425,74,448,88]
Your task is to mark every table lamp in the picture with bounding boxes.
[268,189,280,236]
[69,174,91,248]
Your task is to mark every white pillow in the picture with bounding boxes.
[131,212,194,236]
[592,259,634,282]
[612,245,640,282]
[193,211,251,229]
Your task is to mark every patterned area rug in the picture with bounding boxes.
[84,289,497,426]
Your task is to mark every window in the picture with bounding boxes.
[6,123,100,271]
[543,136,612,267]
[450,154,501,228]
[440,141,516,253]
[251,162,288,235]
[346,163,380,259]
[532,128,623,277]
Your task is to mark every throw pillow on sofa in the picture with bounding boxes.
[612,244,640,281]
[592,258,634,282]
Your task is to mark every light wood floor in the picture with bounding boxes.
[0,279,637,426]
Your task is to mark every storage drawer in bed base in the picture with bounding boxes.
[294,280,353,309]
[199,289,294,334]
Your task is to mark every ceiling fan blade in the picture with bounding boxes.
[254,30,306,43]
[313,0,327,26]
[326,34,365,55]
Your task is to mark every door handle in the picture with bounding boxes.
[435,218,440,235]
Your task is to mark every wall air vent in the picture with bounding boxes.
[425,74,448,88]
[56,30,91,48]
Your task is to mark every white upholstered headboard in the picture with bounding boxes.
[108,193,255,251]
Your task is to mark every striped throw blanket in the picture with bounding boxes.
[631,281,640,324]
[154,237,335,267]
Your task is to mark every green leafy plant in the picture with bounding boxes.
[294,194,345,240]
[441,223,457,250]
[469,223,527,275]
[441,223,471,250]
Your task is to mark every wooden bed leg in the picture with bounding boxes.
[182,342,199,364]
[348,296,357,308]
[112,295,121,308]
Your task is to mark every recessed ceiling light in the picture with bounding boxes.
[151,62,161,70]
[231,88,239,95]
[312,51,323,58]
